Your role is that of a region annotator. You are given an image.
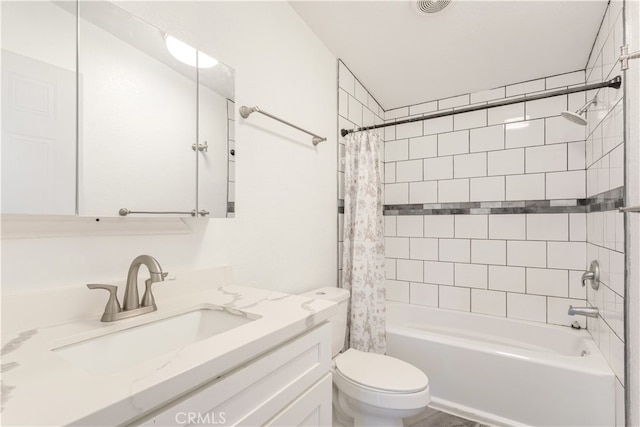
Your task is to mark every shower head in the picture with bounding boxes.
[561,97,597,126]
[561,111,589,126]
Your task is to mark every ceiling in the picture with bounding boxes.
[290,1,608,110]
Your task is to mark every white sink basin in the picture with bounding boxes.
[53,308,257,374]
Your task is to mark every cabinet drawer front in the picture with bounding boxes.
[138,322,331,426]
[265,373,332,427]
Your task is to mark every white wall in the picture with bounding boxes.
[1,1,337,295]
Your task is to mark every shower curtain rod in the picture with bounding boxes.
[340,75,622,137]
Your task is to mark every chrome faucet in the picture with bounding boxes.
[88,255,167,322]
[568,305,599,318]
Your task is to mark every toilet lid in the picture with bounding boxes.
[335,349,428,393]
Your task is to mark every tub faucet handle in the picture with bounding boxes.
[581,271,594,286]
[581,260,600,290]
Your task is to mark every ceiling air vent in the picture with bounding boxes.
[413,0,453,15]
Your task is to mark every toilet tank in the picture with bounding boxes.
[298,287,350,357]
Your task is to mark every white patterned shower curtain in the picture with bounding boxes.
[342,130,386,354]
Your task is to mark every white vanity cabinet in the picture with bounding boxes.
[134,322,332,427]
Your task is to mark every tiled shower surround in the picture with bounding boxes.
[337,64,610,327]
[337,60,385,287]
[380,67,601,329]
[584,1,626,424]
[338,1,625,425]
[337,3,626,420]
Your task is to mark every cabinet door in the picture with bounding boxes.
[265,373,332,427]
[135,322,331,426]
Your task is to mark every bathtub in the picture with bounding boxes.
[385,302,615,427]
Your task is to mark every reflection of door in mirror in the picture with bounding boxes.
[1,2,77,215]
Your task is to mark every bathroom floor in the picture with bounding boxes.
[405,407,488,427]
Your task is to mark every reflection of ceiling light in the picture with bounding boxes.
[164,35,217,68]
[505,116,530,130]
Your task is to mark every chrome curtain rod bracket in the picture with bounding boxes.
[341,76,622,137]
[119,208,210,217]
[620,45,640,71]
[239,105,326,146]
[619,206,640,213]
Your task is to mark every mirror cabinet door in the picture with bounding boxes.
[1,0,235,218]
[1,1,77,215]
[197,61,235,218]
[78,2,197,217]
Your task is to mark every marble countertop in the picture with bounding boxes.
[1,268,337,426]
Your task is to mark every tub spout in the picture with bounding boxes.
[568,305,599,318]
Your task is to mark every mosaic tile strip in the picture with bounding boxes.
[383,199,588,215]
[585,187,624,213]
[338,188,623,215]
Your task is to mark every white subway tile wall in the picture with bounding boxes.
[338,60,386,289]
[470,176,506,202]
[472,289,507,317]
[583,2,625,416]
[410,181,438,203]
[380,68,597,329]
[505,119,545,149]
[488,149,524,176]
[385,211,589,317]
[489,214,526,240]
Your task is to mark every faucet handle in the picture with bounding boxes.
[87,284,122,318]
[581,271,595,287]
[141,271,169,308]
[141,277,161,308]
[581,260,600,290]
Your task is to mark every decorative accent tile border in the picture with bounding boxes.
[586,187,624,213]
[227,202,235,214]
[384,199,588,215]
[338,188,623,215]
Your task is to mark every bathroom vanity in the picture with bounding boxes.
[1,267,336,426]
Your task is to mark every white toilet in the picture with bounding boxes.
[299,287,430,427]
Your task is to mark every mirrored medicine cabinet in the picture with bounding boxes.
[1,1,235,218]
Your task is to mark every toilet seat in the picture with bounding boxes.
[335,349,428,392]
[333,349,430,411]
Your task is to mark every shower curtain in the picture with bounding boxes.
[342,130,386,354]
